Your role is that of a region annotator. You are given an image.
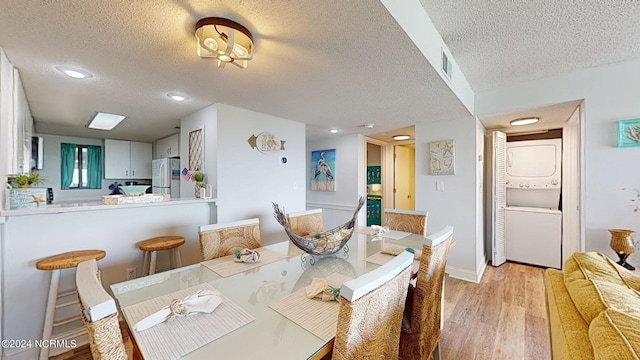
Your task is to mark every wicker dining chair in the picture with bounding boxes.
[199,218,261,261]
[382,209,428,236]
[76,259,130,360]
[399,225,454,360]
[286,208,324,256]
[332,251,414,360]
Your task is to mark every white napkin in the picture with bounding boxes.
[234,248,261,263]
[134,289,223,332]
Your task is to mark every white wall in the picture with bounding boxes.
[179,103,306,245]
[475,118,486,275]
[306,134,367,229]
[180,103,218,200]
[1,203,212,360]
[36,134,137,202]
[415,116,482,281]
[476,59,640,263]
[216,104,306,245]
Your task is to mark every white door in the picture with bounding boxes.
[492,131,507,267]
[562,105,584,262]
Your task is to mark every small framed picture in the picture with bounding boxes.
[617,119,640,147]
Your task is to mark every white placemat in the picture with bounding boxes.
[356,227,412,240]
[364,252,420,273]
[269,273,351,342]
[200,247,287,277]
[123,283,255,360]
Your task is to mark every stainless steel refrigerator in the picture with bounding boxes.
[152,158,180,198]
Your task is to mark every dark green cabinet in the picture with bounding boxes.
[367,197,381,226]
[367,166,381,184]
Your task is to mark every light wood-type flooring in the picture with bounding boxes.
[54,261,549,360]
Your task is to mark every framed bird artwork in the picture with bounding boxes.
[311,149,336,191]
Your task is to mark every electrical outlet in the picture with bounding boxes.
[126,267,136,280]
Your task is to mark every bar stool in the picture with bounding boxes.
[36,249,106,360]
[139,236,185,275]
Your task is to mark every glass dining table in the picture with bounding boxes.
[111,229,425,360]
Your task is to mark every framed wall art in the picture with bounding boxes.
[429,139,455,175]
[617,119,640,147]
[311,149,336,191]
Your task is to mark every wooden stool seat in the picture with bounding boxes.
[138,236,185,252]
[36,249,107,360]
[36,250,106,271]
[139,236,185,276]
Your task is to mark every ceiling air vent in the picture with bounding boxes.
[441,48,453,81]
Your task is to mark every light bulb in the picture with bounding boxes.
[218,54,233,62]
[233,44,247,57]
[203,37,217,51]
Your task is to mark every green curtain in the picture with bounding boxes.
[60,143,76,189]
[86,145,102,189]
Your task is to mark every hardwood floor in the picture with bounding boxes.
[440,261,550,360]
[54,261,549,360]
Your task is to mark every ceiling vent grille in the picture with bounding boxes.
[441,48,453,81]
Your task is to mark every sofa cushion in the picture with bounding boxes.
[564,253,640,324]
[589,309,640,360]
[564,252,637,288]
[544,269,594,360]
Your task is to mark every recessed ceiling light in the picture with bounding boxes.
[167,93,189,102]
[56,66,93,79]
[329,129,340,133]
[363,124,375,129]
[393,135,411,141]
[510,117,539,126]
[87,112,126,130]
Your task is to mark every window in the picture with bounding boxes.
[61,143,102,189]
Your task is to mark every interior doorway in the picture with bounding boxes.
[394,144,415,210]
[483,99,585,268]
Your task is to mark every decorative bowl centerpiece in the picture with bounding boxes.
[273,197,365,262]
[118,185,150,196]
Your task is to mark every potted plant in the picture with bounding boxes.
[193,172,206,198]
[8,171,46,188]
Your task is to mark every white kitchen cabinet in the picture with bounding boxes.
[104,139,152,179]
[155,133,179,159]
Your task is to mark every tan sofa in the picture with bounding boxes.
[544,252,640,359]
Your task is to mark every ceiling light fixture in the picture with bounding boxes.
[329,129,340,133]
[195,17,254,69]
[510,117,539,126]
[167,93,189,102]
[87,112,126,130]
[56,66,93,79]
[363,124,375,129]
[393,135,411,141]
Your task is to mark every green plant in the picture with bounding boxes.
[193,172,205,182]
[8,171,46,187]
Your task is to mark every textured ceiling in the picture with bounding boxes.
[420,0,640,91]
[1,1,640,143]
[0,1,469,143]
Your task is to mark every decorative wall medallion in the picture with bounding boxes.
[248,132,286,154]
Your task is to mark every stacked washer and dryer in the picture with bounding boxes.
[504,138,562,269]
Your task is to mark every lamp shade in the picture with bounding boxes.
[195,17,253,69]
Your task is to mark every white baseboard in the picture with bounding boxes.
[446,264,484,283]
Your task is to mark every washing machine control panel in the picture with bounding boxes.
[505,178,561,189]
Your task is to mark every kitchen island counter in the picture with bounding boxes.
[0,197,216,217]
[0,197,217,359]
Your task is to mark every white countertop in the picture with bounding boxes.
[0,198,217,217]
